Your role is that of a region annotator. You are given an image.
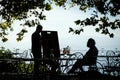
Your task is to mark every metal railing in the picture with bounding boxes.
[0,50,120,77]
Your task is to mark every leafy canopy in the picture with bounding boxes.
[0,0,120,42]
[0,0,52,42]
[68,0,120,38]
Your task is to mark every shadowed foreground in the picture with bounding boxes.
[0,71,120,80]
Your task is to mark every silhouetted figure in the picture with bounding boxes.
[31,25,43,76]
[32,25,59,76]
[68,38,98,73]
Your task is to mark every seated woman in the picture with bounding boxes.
[68,38,98,73]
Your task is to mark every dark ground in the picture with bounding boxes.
[0,71,120,80]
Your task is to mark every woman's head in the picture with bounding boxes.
[87,38,96,47]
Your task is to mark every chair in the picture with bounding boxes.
[83,57,98,72]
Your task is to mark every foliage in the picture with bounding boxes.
[0,0,120,42]
[16,63,34,73]
[0,0,52,42]
[67,0,120,38]
[0,47,16,73]
[0,47,13,58]
[0,47,49,73]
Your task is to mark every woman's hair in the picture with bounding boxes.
[88,38,96,46]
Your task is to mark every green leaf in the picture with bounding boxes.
[21,29,28,33]
[69,27,74,33]
[2,37,8,42]
[75,30,80,34]
[0,33,2,37]
[16,37,23,41]
[80,28,84,32]
[80,5,88,11]
[45,3,52,10]
[74,20,80,25]
[109,33,114,38]
[95,28,100,32]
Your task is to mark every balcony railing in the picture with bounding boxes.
[0,50,120,79]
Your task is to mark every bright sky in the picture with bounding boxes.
[0,6,120,52]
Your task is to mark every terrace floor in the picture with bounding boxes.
[0,71,120,80]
